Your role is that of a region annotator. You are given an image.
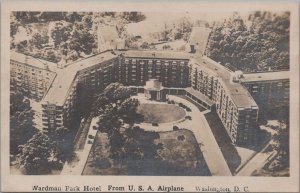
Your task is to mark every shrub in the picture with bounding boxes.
[173,126,179,131]
[177,135,185,141]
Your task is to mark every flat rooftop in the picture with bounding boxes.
[10,51,58,72]
[241,71,289,82]
[193,56,257,108]
[13,49,261,109]
[42,51,118,105]
[122,50,192,60]
[185,87,214,106]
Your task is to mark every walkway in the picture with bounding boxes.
[236,140,276,176]
[60,117,99,175]
[169,96,232,176]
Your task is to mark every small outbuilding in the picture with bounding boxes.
[144,79,166,101]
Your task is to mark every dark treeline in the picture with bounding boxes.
[206,11,290,72]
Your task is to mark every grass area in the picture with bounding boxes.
[83,129,211,176]
[153,129,211,176]
[136,103,186,123]
[82,132,127,175]
[204,112,241,173]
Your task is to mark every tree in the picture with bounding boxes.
[97,106,122,136]
[117,98,140,123]
[17,132,53,174]
[64,12,83,23]
[271,121,289,169]
[92,83,134,117]
[82,15,93,29]
[50,21,72,47]
[140,42,150,49]
[69,28,96,55]
[206,11,290,72]
[10,19,19,39]
[91,83,162,170]
[125,36,139,49]
[109,126,160,167]
[119,12,146,23]
[173,17,193,41]
[29,33,49,49]
[91,93,109,116]
[48,126,74,163]
[10,91,37,155]
[14,12,41,23]
[39,12,66,22]
[103,83,133,102]
[45,50,59,62]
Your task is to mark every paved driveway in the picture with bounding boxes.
[169,96,232,176]
[136,95,232,176]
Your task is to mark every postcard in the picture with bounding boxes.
[1,1,299,192]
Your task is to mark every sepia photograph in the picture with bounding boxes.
[1,1,299,192]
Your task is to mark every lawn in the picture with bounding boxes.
[136,103,186,123]
[82,129,211,176]
[153,129,211,176]
[82,132,127,175]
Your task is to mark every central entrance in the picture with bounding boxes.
[144,79,166,101]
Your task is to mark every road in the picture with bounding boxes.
[236,142,275,176]
[74,116,93,150]
[61,117,99,175]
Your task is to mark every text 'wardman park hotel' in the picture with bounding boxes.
[10,26,289,146]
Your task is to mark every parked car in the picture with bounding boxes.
[152,123,159,126]
[88,134,94,139]
[185,116,192,120]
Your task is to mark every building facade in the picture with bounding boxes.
[189,58,259,145]
[10,50,289,146]
[10,52,57,101]
[119,51,191,88]
[240,71,290,121]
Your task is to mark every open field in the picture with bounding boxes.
[137,103,186,124]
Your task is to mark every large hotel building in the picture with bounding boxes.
[10,48,289,146]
